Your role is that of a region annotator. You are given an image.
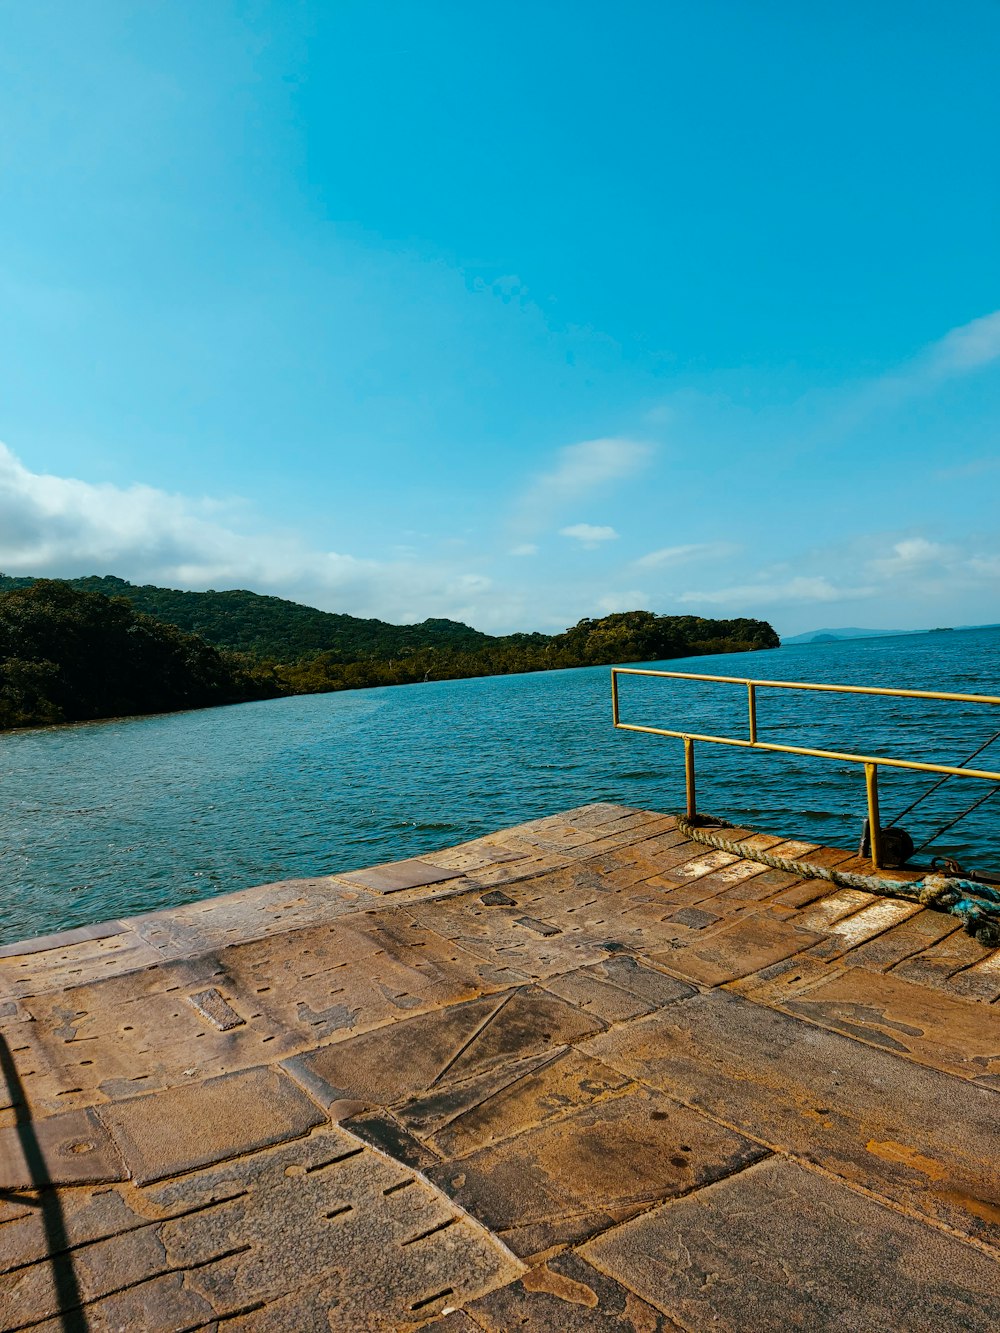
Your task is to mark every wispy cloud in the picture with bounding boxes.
[0,441,511,626]
[559,523,619,548]
[843,308,1000,425]
[509,543,538,556]
[868,537,953,578]
[515,437,652,533]
[923,309,1000,377]
[633,541,736,569]
[677,576,878,607]
[672,531,1000,621]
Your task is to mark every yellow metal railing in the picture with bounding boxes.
[611,668,1000,868]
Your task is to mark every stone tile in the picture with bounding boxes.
[948,949,1000,1003]
[425,1087,767,1259]
[792,888,876,930]
[221,912,519,1049]
[338,858,465,894]
[648,913,825,985]
[894,927,995,993]
[127,877,377,961]
[0,1182,162,1274]
[726,956,835,1005]
[465,1251,677,1330]
[0,1107,125,1189]
[0,933,163,1002]
[843,908,960,971]
[288,986,605,1110]
[407,894,615,980]
[10,955,302,1116]
[713,864,803,902]
[804,897,922,958]
[581,990,1000,1247]
[0,1208,173,1328]
[542,957,695,1024]
[770,877,836,908]
[582,1157,1000,1332]
[554,803,645,830]
[782,966,1000,1082]
[149,1127,522,1330]
[97,1066,324,1185]
[661,850,740,881]
[0,920,128,960]
[400,1048,635,1158]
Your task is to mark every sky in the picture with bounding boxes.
[0,1,998,636]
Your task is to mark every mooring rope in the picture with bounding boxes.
[675,814,1000,948]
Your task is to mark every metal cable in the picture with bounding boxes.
[914,785,998,853]
[887,728,1000,828]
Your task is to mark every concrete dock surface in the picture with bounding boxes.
[1,803,998,1330]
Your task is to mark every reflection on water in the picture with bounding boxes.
[1,626,998,944]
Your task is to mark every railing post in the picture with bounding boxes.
[865,762,883,869]
[747,682,757,744]
[684,736,697,819]
[611,669,620,726]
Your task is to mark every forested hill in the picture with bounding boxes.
[0,575,778,667]
[0,581,279,729]
[0,574,508,662]
[0,575,780,728]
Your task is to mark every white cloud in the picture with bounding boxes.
[853,308,1000,419]
[924,309,1000,377]
[869,538,952,577]
[672,531,1000,625]
[516,437,651,532]
[559,523,619,548]
[678,577,878,607]
[0,441,508,626]
[633,541,736,569]
[595,590,651,613]
[509,543,538,556]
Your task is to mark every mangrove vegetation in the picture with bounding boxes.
[0,575,779,729]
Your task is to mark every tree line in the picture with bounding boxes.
[0,578,779,730]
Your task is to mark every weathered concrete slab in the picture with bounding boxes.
[583,1157,1000,1331]
[0,1128,523,1332]
[0,919,128,959]
[649,912,826,983]
[425,1087,768,1259]
[781,965,1000,1082]
[339,858,465,893]
[96,1066,325,1184]
[581,990,1000,1246]
[289,986,605,1110]
[464,1250,676,1330]
[399,1048,635,1159]
[1,802,997,1329]
[542,955,695,1023]
[0,1107,125,1189]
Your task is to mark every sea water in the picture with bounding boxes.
[1,626,997,945]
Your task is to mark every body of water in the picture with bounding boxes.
[1,626,998,945]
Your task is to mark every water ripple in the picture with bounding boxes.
[0,628,998,943]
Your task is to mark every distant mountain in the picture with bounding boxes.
[780,626,916,645]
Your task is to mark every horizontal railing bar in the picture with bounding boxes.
[611,668,1000,707]
[613,721,1000,781]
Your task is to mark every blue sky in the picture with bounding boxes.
[0,1,997,635]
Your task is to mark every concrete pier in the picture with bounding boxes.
[1,803,998,1329]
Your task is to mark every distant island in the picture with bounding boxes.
[0,575,779,730]
[782,624,997,645]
